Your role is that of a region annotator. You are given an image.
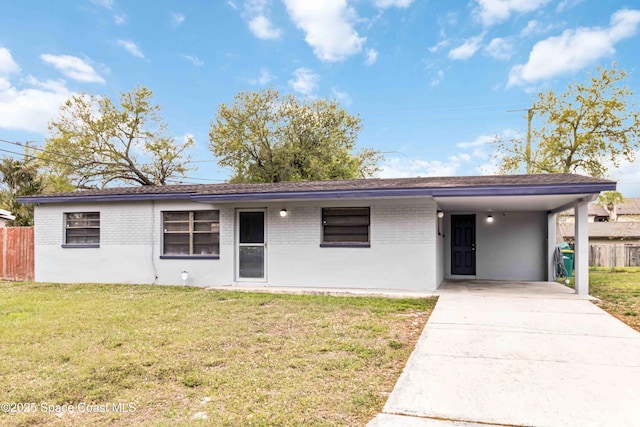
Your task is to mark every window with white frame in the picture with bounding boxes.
[65,212,100,246]
[321,207,370,246]
[162,211,220,256]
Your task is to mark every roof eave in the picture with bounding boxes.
[17,192,195,204]
[192,182,616,202]
[17,181,616,204]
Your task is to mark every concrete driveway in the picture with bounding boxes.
[369,281,640,427]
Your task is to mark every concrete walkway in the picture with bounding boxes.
[369,281,640,427]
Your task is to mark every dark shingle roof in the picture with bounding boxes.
[559,222,640,239]
[567,198,640,217]
[19,173,615,203]
[615,198,640,215]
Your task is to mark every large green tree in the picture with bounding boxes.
[44,85,194,189]
[208,88,382,183]
[0,155,43,226]
[495,64,640,178]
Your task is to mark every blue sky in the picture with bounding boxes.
[1,1,639,193]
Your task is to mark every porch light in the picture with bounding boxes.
[181,270,188,286]
[486,215,494,223]
[280,209,288,217]
[437,211,444,218]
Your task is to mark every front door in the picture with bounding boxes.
[451,214,476,275]
[237,210,266,281]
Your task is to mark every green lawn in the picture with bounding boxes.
[587,269,640,332]
[0,282,436,426]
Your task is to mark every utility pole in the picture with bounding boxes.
[508,108,536,174]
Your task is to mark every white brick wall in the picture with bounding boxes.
[268,206,319,245]
[33,196,440,290]
[265,198,438,289]
[372,202,435,244]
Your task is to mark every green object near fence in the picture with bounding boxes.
[562,249,574,277]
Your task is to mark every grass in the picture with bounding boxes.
[563,269,640,332]
[0,282,436,426]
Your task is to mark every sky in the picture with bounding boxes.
[1,0,639,194]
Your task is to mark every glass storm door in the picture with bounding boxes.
[237,210,266,281]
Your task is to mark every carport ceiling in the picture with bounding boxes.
[434,194,593,213]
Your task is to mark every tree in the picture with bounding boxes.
[0,155,43,226]
[208,88,382,183]
[43,85,194,189]
[597,191,625,222]
[495,64,640,178]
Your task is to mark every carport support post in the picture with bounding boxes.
[574,201,589,295]
[547,212,557,281]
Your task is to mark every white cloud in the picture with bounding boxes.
[288,67,319,95]
[228,1,238,10]
[475,0,551,26]
[0,48,20,75]
[171,12,186,25]
[332,88,352,106]
[456,131,520,174]
[117,39,145,58]
[557,0,583,13]
[456,134,495,149]
[484,37,513,60]
[428,39,449,53]
[91,0,114,10]
[283,0,365,62]
[430,69,444,87]
[509,8,640,86]
[448,35,483,60]
[520,19,559,37]
[0,75,72,133]
[608,151,640,196]
[609,8,640,39]
[181,54,203,66]
[521,20,539,36]
[379,155,470,178]
[183,133,195,145]
[114,14,126,25]
[248,15,282,39]
[244,0,268,13]
[249,68,275,85]
[373,0,414,8]
[243,1,282,40]
[40,54,105,83]
[364,48,378,65]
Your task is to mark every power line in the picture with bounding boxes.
[361,103,530,116]
[166,176,227,183]
[0,147,78,168]
[0,138,91,164]
[0,138,227,184]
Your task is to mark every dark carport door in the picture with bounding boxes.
[451,214,476,275]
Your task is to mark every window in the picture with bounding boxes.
[321,207,370,247]
[162,211,220,257]
[65,212,100,246]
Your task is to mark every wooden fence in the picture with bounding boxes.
[0,227,34,281]
[589,244,640,268]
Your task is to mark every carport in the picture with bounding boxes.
[433,176,616,295]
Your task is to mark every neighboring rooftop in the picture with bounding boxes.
[18,173,616,204]
[561,197,640,217]
[0,209,15,221]
[559,222,640,240]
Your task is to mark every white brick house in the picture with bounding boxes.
[19,173,615,294]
